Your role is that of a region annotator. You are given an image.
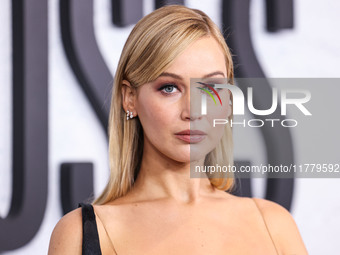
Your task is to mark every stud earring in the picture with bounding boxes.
[126,110,134,120]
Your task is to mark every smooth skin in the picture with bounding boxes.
[49,37,308,255]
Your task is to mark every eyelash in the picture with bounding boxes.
[157,83,222,96]
[158,83,180,95]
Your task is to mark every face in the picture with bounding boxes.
[128,36,231,164]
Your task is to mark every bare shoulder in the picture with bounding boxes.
[48,208,82,255]
[252,197,309,255]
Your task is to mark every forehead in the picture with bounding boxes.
[164,36,227,77]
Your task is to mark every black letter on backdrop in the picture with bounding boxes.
[111,0,144,27]
[222,0,295,210]
[0,0,48,251]
[155,0,184,9]
[59,0,113,214]
[60,0,113,129]
[60,163,94,214]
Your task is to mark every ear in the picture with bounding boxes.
[121,80,137,117]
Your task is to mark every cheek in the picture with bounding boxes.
[137,97,175,135]
[206,90,231,119]
[205,91,231,140]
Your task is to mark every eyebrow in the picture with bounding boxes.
[158,71,226,80]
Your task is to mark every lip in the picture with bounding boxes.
[175,129,207,144]
[175,129,207,135]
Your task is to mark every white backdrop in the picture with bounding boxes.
[0,0,339,254]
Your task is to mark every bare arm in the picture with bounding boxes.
[253,198,308,255]
[48,208,83,255]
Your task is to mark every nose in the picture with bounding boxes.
[180,87,202,121]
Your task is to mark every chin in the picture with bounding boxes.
[190,147,210,162]
[165,145,208,164]
[172,154,191,163]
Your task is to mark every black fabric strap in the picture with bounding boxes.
[79,203,102,255]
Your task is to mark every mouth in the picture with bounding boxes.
[175,129,207,144]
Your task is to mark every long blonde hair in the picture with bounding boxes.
[94,5,234,205]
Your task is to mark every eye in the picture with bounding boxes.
[158,84,179,95]
[205,84,214,93]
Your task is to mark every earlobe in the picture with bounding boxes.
[126,109,134,120]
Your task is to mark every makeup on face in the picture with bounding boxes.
[174,129,207,144]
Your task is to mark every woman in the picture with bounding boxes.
[49,5,308,255]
